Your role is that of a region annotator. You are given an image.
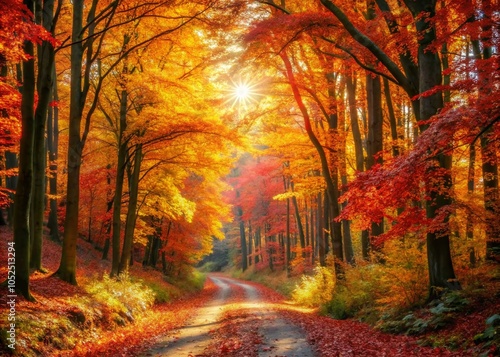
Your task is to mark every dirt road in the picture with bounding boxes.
[141,275,315,357]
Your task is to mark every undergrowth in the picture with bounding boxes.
[292,266,335,307]
[1,275,155,356]
[0,270,205,356]
[83,274,156,325]
[377,291,470,335]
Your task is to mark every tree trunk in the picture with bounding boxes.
[310,198,315,264]
[365,1,384,242]
[268,234,274,272]
[305,199,310,248]
[383,78,400,157]
[142,236,152,266]
[346,73,365,172]
[161,251,167,274]
[5,151,18,226]
[340,160,354,264]
[467,143,476,266]
[101,166,114,260]
[470,3,500,261]
[150,236,161,268]
[338,74,354,264]
[481,132,499,260]
[403,0,459,298]
[31,0,55,271]
[346,73,370,259]
[255,226,261,264]
[87,192,93,242]
[325,72,344,271]
[118,144,142,274]
[317,191,326,266]
[47,63,59,242]
[247,220,253,267]
[237,203,247,271]
[57,0,84,285]
[1,58,16,227]
[286,182,291,273]
[280,52,343,276]
[110,90,128,277]
[102,237,110,261]
[14,0,36,301]
[366,73,384,241]
[291,182,306,252]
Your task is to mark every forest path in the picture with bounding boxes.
[140,274,315,357]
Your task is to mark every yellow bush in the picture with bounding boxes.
[84,274,156,320]
[376,239,428,311]
[322,238,427,319]
[292,265,335,307]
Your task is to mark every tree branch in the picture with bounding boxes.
[319,0,413,95]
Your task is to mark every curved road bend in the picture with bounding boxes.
[140,275,315,357]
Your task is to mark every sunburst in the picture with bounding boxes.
[234,83,251,101]
[226,78,262,110]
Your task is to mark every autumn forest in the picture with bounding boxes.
[0,0,499,356]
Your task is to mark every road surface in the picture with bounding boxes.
[141,275,315,357]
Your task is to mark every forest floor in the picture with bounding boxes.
[1,225,498,356]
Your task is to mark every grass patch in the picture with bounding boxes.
[163,268,206,293]
[140,279,174,303]
[229,265,299,297]
[198,261,225,273]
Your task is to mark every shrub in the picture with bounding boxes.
[84,274,155,322]
[474,314,500,348]
[324,262,382,320]
[321,238,427,321]
[292,265,335,307]
[141,280,173,303]
[198,261,219,272]
[375,239,428,312]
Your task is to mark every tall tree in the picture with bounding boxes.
[57,0,88,284]
[46,65,59,242]
[13,0,36,300]
[31,0,58,271]
[470,0,500,261]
